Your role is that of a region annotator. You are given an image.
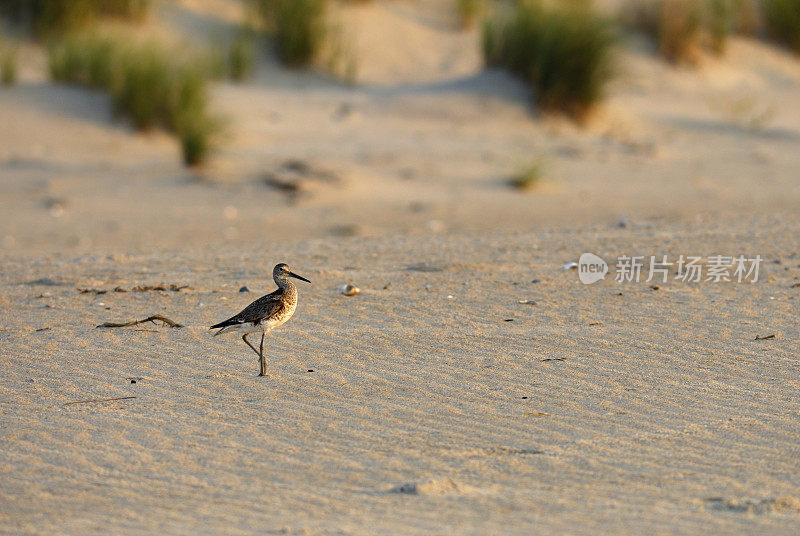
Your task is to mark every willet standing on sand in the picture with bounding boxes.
[211,263,310,376]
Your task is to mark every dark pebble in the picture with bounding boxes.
[239,286,250,293]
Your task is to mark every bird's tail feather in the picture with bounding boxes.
[212,324,236,337]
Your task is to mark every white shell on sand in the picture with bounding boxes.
[338,283,360,296]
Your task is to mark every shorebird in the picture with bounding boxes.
[211,263,310,376]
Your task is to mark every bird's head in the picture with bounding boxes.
[274,263,311,284]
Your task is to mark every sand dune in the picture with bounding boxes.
[1,1,799,256]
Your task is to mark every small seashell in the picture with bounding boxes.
[338,283,360,296]
[563,262,578,270]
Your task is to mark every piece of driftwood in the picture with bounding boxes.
[96,315,183,329]
[754,334,776,341]
[64,396,136,406]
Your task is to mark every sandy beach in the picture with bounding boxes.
[1,0,799,534]
[3,218,800,535]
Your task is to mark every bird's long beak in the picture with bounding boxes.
[289,271,311,283]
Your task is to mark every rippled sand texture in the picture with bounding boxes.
[2,0,800,533]
[2,219,799,535]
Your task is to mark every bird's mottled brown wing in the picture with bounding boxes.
[210,290,283,329]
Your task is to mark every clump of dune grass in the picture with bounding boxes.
[114,47,221,165]
[0,0,150,38]
[509,161,544,191]
[325,20,359,85]
[99,0,150,19]
[1,43,17,87]
[762,0,800,54]
[175,107,222,166]
[48,31,119,88]
[457,0,485,30]
[170,67,222,166]
[708,0,734,53]
[619,0,661,37]
[484,1,617,120]
[111,44,177,129]
[620,0,764,63]
[658,0,704,63]
[733,0,762,36]
[228,32,255,81]
[47,31,220,166]
[255,0,327,67]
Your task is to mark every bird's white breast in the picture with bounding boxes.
[264,296,296,331]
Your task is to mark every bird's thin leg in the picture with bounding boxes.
[242,333,261,358]
[258,332,267,377]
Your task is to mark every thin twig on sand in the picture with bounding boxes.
[80,284,191,294]
[63,396,137,406]
[96,315,184,329]
[131,284,191,292]
[754,334,776,341]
